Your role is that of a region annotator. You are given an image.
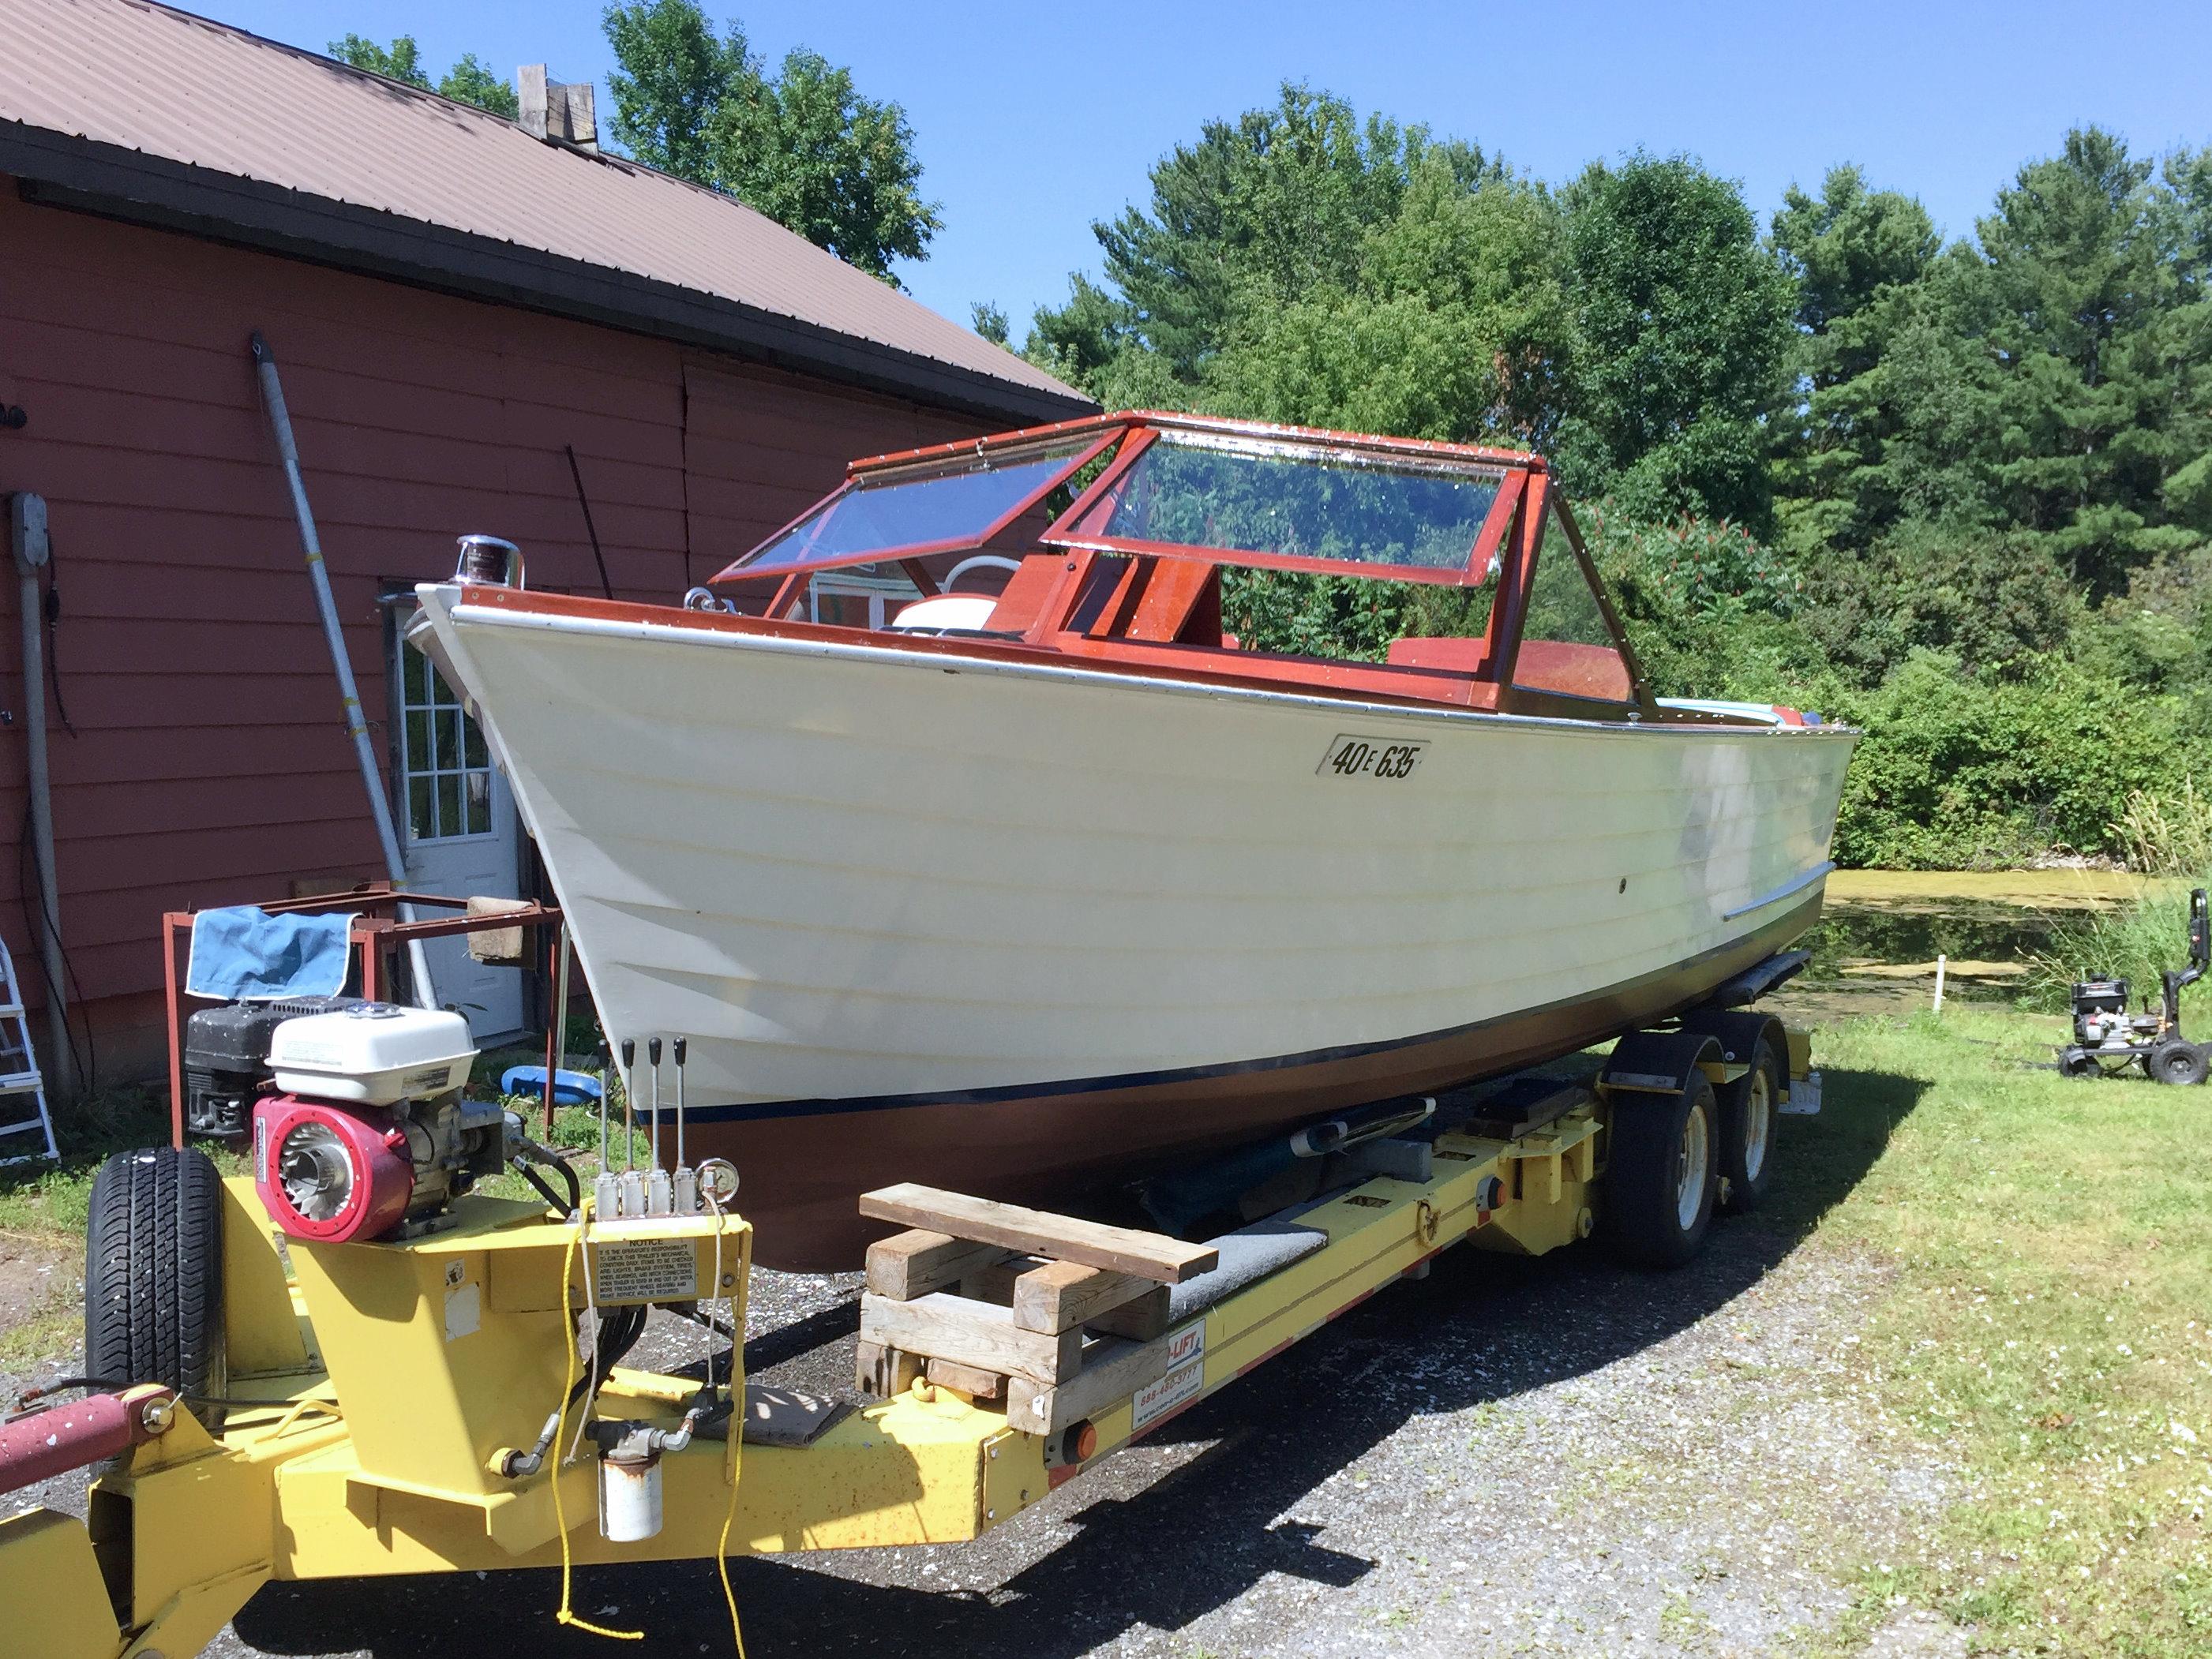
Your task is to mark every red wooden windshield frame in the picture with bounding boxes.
[711,411,1543,587]
[708,428,1120,584]
[1038,420,1528,588]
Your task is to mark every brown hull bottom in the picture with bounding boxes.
[685,900,1819,1269]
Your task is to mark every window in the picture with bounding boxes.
[399,640,494,841]
[730,439,1099,575]
[1054,429,1506,580]
[1512,504,1634,704]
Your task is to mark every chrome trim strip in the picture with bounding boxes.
[1722,862,1837,922]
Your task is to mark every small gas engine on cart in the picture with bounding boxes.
[184,994,510,1238]
[2058,886,2210,1086]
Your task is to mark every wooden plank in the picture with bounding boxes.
[857,1185,1219,1283]
[864,1229,1010,1300]
[1004,1331,1178,1437]
[858,1292,1084,1385]
[924,1356,1006,1401]
[1011,1260,1163,1335]
[853,1339,923,1399]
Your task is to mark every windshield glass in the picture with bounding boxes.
[734,439,1095,573]
[1055,429,1506,574]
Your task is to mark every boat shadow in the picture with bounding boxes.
[231,1062,1925,1659]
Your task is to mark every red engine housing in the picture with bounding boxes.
[253,1095,414,1242]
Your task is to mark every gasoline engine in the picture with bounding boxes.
[2058,886,2212,1087]
[185,997,501,1241]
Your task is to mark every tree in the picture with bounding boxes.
[601,1,939,283]
[969,303,1010,347]
[603,0,750,183]
[328,35,518,118]
[1553,154,1797,531]
[708,49,939,280]
[1033,84,1501,388]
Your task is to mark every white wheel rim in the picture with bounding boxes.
[1742,1070,1771,1182]
[1676,1099,1711,1231]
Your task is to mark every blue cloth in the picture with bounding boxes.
[185,906,355,1001]
[501,1065,603,1107]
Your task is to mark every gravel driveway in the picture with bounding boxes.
[5,1126,1970,1658]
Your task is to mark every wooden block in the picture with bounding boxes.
[858,1184,1220,1283]
[924,1356,1006,1401]
[854,1339,923,1398]
[1011,1260,1160,1335]
[1005,1330,1176,1436]
[859,1292,1084,1385]
[864,1229,1010,1301]
[1082,1285,1170,1342]
[958,1255,1047,1305]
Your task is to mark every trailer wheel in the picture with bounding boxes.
[2148,1039,2210,1087]
[84,1146,226,1414]
[1718,1039,1782,1214]
[1604,1073,1719,1268]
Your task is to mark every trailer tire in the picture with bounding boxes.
[1718,1038,1782,1214]
[1604,1073,1719,1268]
[84,1146,226,1414]
[2148,1039,2209,1087]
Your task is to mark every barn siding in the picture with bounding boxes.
[0,179,992,1079]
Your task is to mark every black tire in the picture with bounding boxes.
[1718,1039,1782,1215]
[1603,1073,1720,1268]
[84,1146,226,1410]
[2148,1039,2210,1087]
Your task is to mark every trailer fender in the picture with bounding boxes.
[1676,1007,1787,1077]
[1600,1030,1724,1097]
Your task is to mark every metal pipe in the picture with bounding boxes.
[9,494,71,1099]
[248,334,437,1010]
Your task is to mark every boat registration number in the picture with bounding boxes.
[1318,733,1427,781]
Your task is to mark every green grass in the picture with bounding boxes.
[1801,1007,2212,1655]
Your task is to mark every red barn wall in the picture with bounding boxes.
[0,178,990,1086]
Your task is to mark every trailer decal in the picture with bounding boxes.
[1131,1320,1206,1429]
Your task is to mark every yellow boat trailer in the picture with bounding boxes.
[0,1017,1811,1659]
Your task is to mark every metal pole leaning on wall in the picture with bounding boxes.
[249,335,437,1010]
[9,493,73,1099]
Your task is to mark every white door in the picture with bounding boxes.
[394,627,527,1039]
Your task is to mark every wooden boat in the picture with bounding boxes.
[415,413,1856,1268]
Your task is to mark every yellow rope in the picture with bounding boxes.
[713,1200,751,1659]
[553,1204,643,1642]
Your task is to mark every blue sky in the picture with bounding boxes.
[213,0,2212,339]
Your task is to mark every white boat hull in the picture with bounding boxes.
[419,586,1854,1266]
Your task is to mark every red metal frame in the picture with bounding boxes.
[163,886,570,1148]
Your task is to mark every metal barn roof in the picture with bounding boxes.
[0,0,1091,423]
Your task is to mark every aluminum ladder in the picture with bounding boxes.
[0,935,58,1168]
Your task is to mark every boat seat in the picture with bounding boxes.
[1385,636,1487,673]
[888,594,999,633]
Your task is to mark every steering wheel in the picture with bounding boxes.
[943,554,1022,593]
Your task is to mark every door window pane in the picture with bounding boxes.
[396,638,498,841]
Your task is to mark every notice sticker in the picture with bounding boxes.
[591,1237,699,1303]
[1130,1320,1206,1431]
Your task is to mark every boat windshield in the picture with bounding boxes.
[1048,429,1508,579]
[733,438,1097,574]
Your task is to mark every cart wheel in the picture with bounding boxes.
[2148,1039,2210,1087]
[1718,1039,1781,1215]
[2058,1050,2099,1078]
[85,1146,227,1414]
[1604,1072,1719,1268]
